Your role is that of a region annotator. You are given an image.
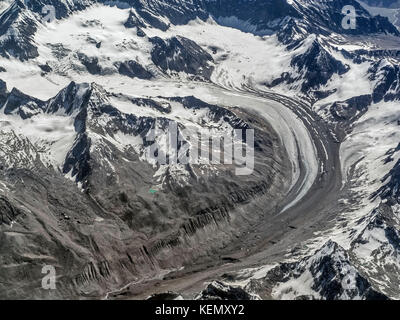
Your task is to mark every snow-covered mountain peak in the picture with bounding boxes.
[45,81,102,115]
[241,240,389,300]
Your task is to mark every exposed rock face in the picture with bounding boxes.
[291,0,399,36]
[0,197,25,225]
[117,60,153,80]
[269,40,350,98]
[0,1,39,60]
[0,79,7,104]
[369,62,400,103]
[2,87,45,119]
[292,41,349,93]
[244,241,388,300]
[77,53,103,75]
[204,0,300,35]
[135,7,170,31]
[196,281,259,300]
[329,95,371,124]
[316,94,373,141]
[129,0,207,26]
[150,36,214,79]
[124,9,147,30]
[375,158,400,202]
[350,204,400,298]
[147,291,183,300]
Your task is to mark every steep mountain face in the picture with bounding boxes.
[291,0,399,36]
[221,241,388,300]
[0,1,39,60]
[195,281,260,300]
[369,61,400,102]
[203,0,300,35]
[0,0,400,300]
[268,38,351,100]
[117,60,153,79]
[349,204,400,298]
[0,79,7,104]
[150,36,214,79]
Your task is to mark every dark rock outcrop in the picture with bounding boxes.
[245,240,389,300]
[117,60,153,80]
[196,281,258,300]
[150,36,214,79]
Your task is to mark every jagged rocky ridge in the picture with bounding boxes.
[213,240,389,300]
[195,280,260,300]
[350,203,400,298]
[0,1,39,60]
[2,0,399,99]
